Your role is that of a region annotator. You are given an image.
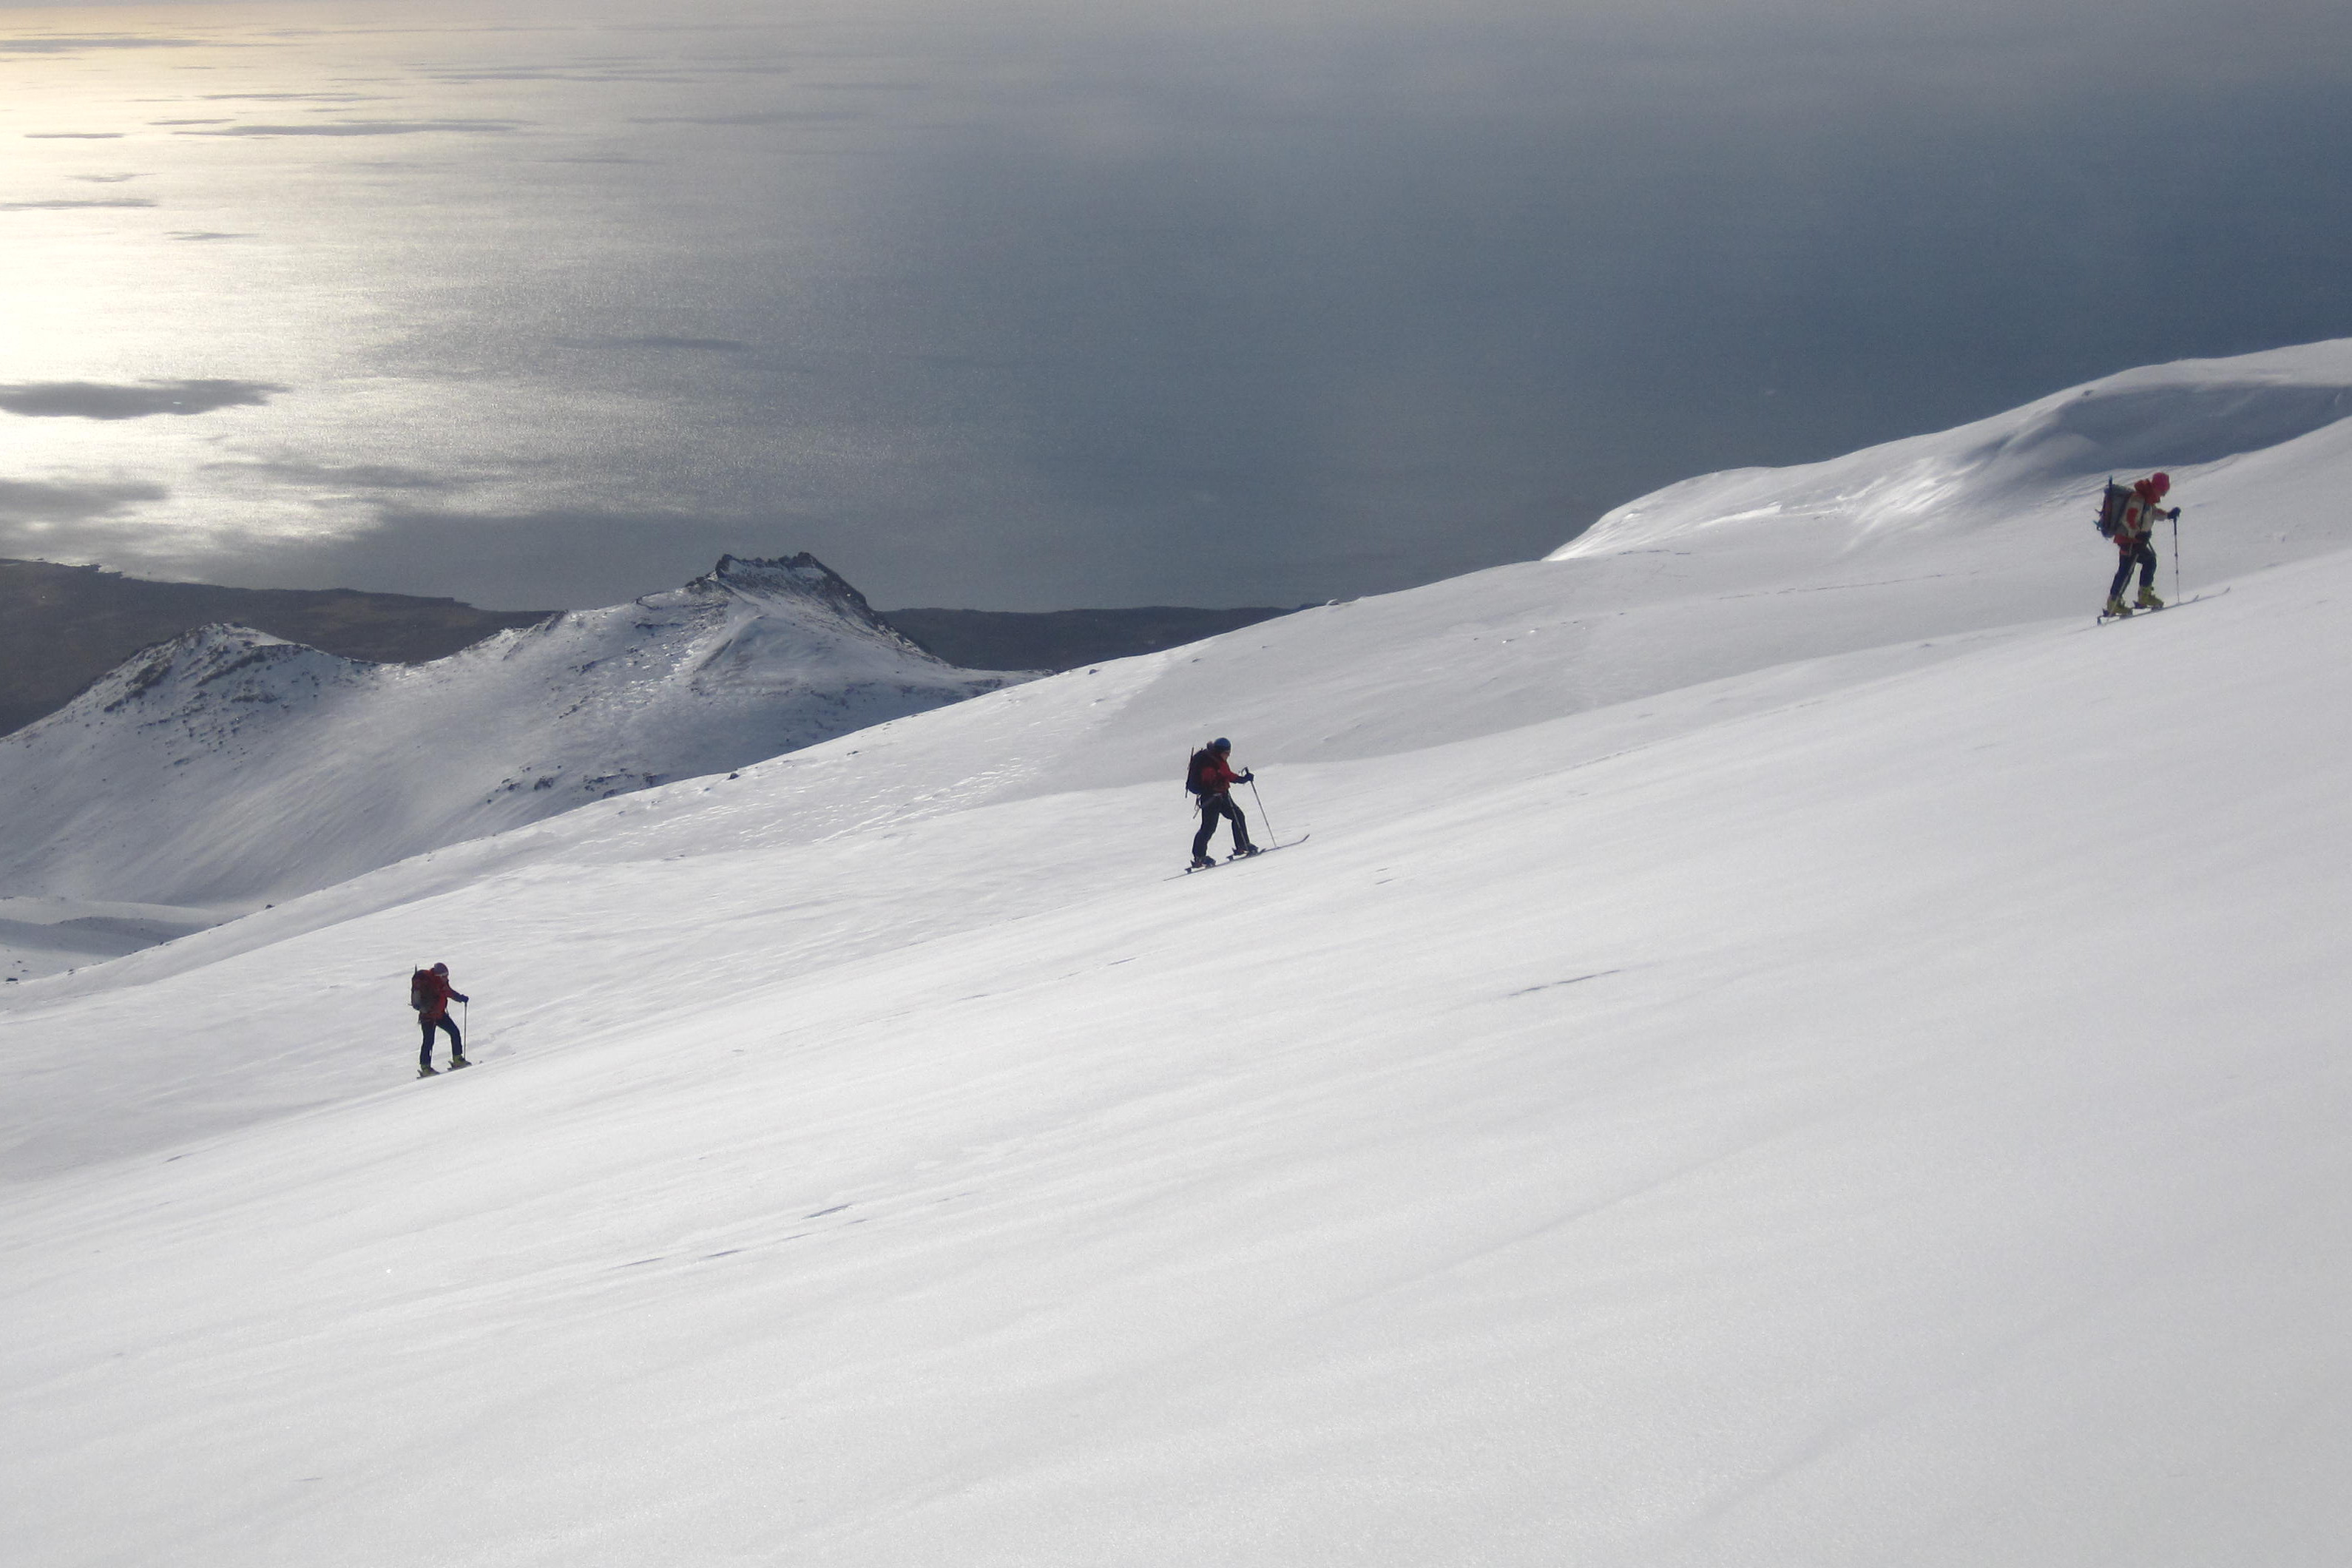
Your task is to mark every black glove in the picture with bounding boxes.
[1242,771,1254,783]
[2169,507,2182,520]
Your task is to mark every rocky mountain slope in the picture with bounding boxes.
[0,554,1303,740]
[0,554,1031,912]
[0,558,552,737]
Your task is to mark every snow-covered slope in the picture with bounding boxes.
[0,896,217,987]
[4,342,2352,1566]
[0,555,1027,914]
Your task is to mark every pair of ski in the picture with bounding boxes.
[2097,587,2228,624]
[1174,835,1308,878]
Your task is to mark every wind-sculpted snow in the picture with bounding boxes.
[0,554,1029,913]
[1558,338,2352,558]
[5,344,2352,1566]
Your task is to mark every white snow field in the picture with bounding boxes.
[0,553,1027,933]
[0,896,217,987]
[4,341,2352,1566]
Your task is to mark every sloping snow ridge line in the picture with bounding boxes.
[4,341,2351,1567]
[0,553,1031,932]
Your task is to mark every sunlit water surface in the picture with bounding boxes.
[4,0,2349,609]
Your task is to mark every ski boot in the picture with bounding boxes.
[1231,845,1261,859]
[1190,854,1216,871]
[2103,595,2132,618]
[2136,584,2165,610]
[417,1064,439,1078]
[449,1053,470,1070]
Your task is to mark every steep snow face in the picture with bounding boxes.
[4,343,2352,1566]
[0,555,1027,910]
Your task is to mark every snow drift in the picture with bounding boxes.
[4,342,2352,1567]
[0,554,1029,914]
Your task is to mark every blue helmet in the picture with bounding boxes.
[1211,737,1231,751]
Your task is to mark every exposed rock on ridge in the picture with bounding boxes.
[0,557,1032,910]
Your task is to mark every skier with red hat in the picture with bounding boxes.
[410,962,470,1077]
[2104,472,2180,618]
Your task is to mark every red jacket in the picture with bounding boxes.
[1194,752,1244,796]
[412,969,466,1022]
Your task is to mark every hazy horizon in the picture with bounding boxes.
[5,0,2350,610]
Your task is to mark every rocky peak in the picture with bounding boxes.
[688,554,870,612]
[89,626,327,714]
[669,553,936,660]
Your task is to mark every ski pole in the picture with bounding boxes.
[2172,507,2183,603]
[1248,776,1278,846]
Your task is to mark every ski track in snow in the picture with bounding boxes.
[4,342,2352,1565]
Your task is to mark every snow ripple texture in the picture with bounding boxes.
[6,343,2352,1568]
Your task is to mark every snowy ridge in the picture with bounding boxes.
[4,344,2352,1564]
[0,553,1030,914]
[1560,338,2352,559]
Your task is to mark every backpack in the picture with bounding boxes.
[2094,478,2133,538]
[410,969,434,1013]
[1184,746,1216,796]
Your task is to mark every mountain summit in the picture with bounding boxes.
[672,552,935,660]
[0,555,1031,913]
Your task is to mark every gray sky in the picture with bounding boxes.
[4,0,2350,609]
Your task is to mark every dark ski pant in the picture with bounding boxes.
[2110,539,2157,600]
[1193,791,1254,859]
[419,1013,462,1069]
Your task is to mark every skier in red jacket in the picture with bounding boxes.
[410,962,470,1076]
[2106,472,2180,617]
[1189,737,1258,868]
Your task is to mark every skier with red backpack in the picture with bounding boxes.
[410,962,470,1077]
[2099,472,2181,618]
[1186,737,1259,869]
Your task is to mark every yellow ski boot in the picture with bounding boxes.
[2136,584,2165,610]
